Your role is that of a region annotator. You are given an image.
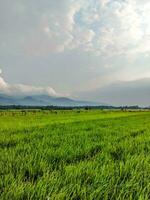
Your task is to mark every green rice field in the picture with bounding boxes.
[1,110,150,199]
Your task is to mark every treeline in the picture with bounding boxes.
[0,105,145,110]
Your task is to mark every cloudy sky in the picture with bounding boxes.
[0,0,150,101]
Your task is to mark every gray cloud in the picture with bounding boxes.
[1,0,150,97]
[1,0,150,56]
[76,78,150,107]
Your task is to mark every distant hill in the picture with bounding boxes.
[0,94,104,107]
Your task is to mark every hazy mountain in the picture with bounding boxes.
[0,94,103,107]
[1,78,150,107]
[77,78,150,107]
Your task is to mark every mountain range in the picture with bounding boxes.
[1,78,150,107]
[0,94,103,107]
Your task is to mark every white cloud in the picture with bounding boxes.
[10,84,58,96]
[0,70,8,89]
[1,0,150,94]
[0,77,7,90]
[2,0,150,57]
[26,0,150,58]
[0,69,61,96]
[24,0,82,55]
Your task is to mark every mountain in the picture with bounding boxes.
[0,94,103,107]
[77,78,150,107]
[1,78,150,107]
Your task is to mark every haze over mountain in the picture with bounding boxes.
[76,78,150,107]
[1,71,150,107]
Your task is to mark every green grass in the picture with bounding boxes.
[1,110,150,199]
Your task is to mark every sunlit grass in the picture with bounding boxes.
[1,110,150,199]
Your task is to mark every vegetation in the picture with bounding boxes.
[0,104,141,110]
[1,110,150,199]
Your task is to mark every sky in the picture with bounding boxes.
[0,0,150,101]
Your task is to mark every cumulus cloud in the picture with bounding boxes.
[0,69,60,96]
[1,0,150,57]
[17,0,150,58]
[1,0,150,94]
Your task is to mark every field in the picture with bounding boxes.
[1,110,150,199]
